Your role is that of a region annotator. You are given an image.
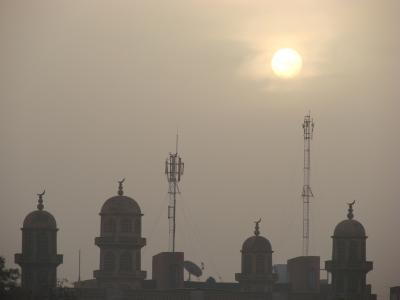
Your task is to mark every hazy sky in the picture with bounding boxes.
[1,1,399,299]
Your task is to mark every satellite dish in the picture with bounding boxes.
[184,261,202,281]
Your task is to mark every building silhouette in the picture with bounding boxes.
[14,183,377,300]
[287,256,321,300]
[325,202,374,300]
[14,191,63,299]
[390,286,400,300]
[235,219,277,294]
[93,180,146,290]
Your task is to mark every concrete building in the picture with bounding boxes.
[273,265,288,284]
[152,252,184,290]
[390,286,400,300]
[287,256,320,300]
[14,191,63,299]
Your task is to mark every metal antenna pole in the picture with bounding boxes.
[165,134,184,252]
[302,113,314,256]
[78,249,81,284]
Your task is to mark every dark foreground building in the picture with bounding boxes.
[391,286,400,300]
[15,183,376,300]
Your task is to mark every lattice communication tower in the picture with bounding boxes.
[165,135,184,252]
[302,114,314,256]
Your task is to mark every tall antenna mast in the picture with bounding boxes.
[165,133,184,252]
[302,113,314,256]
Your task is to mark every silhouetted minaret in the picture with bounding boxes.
[15,191,63,298]
[325,202,373,300]
[235,219,277,293]
[94,180,146,289]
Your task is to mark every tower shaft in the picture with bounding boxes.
[167,164,179,252]
[302,114,314,256]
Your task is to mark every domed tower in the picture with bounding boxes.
[235,219,277,293]
[325,201,373,300]
[15,191,63,298]
[94,179,146,289]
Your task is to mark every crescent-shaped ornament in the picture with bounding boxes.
[37,190,46,197]
[348,200,356,207]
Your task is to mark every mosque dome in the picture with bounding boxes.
[242,219,272,253]
[100,179,141,215]
[101,195,141,215]
[23,190,57,229]
[333,201,366,238]
[23,210,57,229]
[242,235,272,252]
[334,219,365,238]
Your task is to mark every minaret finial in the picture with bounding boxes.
[254,218,261,236]
[347,200,355,220]
[118,178,125,196]
[37,190,45,210]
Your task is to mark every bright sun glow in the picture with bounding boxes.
[271,48,303,78]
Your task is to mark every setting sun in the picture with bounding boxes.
[271,48,303,78]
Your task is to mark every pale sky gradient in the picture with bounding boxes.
[1,1,399,299]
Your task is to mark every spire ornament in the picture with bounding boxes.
[347,200,355,220]
[254,218,261,236]
[37,190,45,210]
[118,178,125,196]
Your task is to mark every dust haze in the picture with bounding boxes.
[1,1,399,299]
